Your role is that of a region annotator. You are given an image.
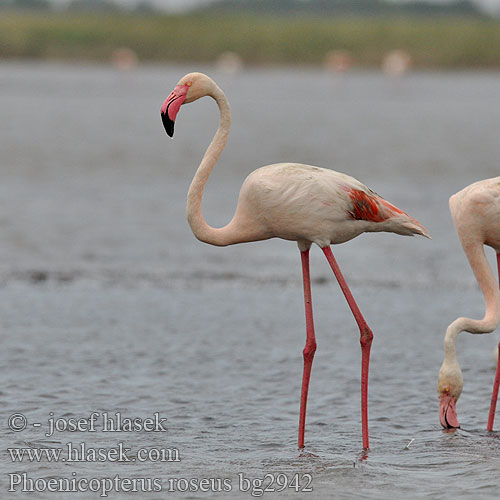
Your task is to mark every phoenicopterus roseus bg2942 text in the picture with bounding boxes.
[160,72,430,450]
[438,178,500,431]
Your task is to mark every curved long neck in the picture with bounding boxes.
[444,248,500,362]
[186,86,233,246]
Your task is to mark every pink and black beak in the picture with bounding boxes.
[439,393,460,429]
[160,84,189,137]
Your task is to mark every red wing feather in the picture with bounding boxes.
[346,188,404,223]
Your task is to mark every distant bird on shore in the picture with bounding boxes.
[382,49,411,77]
[438,177,500,431]
[160,72,429,450]
[111,47,138,71]
[215,51,244,75]
[324,49,353,73]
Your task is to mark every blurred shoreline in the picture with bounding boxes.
[1,11,500,68]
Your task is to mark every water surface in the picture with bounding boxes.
[0,62,499,498]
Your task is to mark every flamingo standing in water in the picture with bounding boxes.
[160,72,430,450]
[438,178,500,431]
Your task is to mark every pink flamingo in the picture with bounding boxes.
[161,72,430,450]
[438,178,500,431]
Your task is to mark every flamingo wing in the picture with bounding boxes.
[345,187,405,223]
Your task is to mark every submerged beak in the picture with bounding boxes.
[439,393,460,429]
[160,84,189,137]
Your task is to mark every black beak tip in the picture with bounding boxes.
[161,112,174,137]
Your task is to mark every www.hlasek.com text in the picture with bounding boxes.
[8,442,180,463]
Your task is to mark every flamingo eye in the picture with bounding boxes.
[186,81,192,87]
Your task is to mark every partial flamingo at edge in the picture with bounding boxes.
[438,177,500,431]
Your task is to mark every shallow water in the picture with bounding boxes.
[0,62,499,498]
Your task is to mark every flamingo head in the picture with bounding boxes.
[437,359,463,429]
[160,72,215,137]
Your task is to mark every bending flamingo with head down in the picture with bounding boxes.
[161,72,430,450]
[438,178,500,431]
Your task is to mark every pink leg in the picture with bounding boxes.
[322,246,373,450]
[486,253,500,431]
[298,249,317,449]
[488,342,500,431]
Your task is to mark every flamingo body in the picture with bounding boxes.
[236,163,428,249]
[450,178,500,252]
[161,72,429,450]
